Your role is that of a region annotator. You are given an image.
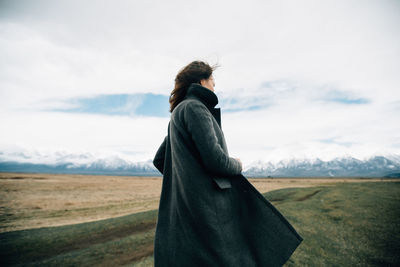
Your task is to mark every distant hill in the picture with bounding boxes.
[243,155,400,177]
[384,172,400,178]
[0,160,158,176]
[1,155,400,177]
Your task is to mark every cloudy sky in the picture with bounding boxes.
[0,0,399,167]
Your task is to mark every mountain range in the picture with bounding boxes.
[1,153,399,177]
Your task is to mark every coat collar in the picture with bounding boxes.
[185,83,218,109]
[184,83,221,128]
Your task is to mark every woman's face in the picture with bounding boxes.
[200,75,215,92]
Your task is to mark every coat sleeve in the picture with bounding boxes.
[153,136,167,174]
[184,101,242,176]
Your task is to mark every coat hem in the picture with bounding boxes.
[238,174,304,242]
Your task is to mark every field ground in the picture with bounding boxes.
[0,172,393,233]
[0,177,398,266]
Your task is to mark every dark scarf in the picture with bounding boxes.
[184,83,222,128]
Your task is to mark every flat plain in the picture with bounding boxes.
[0,172,393,233]
[0,172,399,266]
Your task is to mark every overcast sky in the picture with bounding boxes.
[1,0,399,167]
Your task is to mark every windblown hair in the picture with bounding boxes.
[169,60,219,113]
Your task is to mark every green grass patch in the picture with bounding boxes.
[0,209,158,266]
[268,182,400,266]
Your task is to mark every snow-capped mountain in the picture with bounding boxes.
[0,158,159,176]
[243,155,400,177]
[0,151,399,177]
[0,151,159,176]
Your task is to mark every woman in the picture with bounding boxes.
[153,60,303,267]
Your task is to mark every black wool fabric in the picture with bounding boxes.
[153,83,303,266]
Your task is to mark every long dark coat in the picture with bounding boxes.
[153,83,303,267]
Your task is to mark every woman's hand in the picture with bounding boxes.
[234,158,242,171]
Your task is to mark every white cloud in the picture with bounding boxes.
[0,110,170,161]
[221,81,400,165]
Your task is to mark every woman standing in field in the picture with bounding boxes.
[153,60,302,266]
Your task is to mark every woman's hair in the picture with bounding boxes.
[169,60,219,113]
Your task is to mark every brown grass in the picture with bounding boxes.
[0,172,395,233]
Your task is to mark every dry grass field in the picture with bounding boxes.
[1,172,399,266]
[0,172,393,233]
